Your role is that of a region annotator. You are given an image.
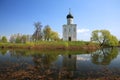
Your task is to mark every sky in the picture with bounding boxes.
[0,0,120,41]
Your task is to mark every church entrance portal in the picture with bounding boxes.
[68,37,71,41]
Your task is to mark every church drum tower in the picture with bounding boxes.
[62,10,77,41]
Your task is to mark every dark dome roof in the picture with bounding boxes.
[67,13,73,19]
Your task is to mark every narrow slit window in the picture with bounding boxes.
[64,28,66,32]
[74,28,76,32]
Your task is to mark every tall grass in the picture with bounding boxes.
[0,41,99,50]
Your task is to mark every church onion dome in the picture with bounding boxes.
[67,13,73,19]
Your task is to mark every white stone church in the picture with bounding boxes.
[62,11,77,41]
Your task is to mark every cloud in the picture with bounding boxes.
[58,32,62,38]
[77,28,90,33]
[77,28,91,41]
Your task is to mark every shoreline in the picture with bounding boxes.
[0,42,100,51]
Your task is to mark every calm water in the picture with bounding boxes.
[0,48,120,79]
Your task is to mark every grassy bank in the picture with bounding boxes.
[0,41,100,51]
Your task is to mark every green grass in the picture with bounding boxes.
[0,41,99,50]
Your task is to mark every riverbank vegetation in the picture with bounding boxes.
[0,22,119,50]
[0,41,99,51]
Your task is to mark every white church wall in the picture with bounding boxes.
[62,11,77,41]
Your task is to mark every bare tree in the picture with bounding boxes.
[32,22,43,41]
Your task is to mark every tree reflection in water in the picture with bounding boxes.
[0,49,7,55]
[91,48,118,65]
[0,49,120,79]
[0,49,59,80]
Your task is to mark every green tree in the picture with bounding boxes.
[21,35,30,43]
[107,35,118,46]
[91,30,118,47]
[43,25,52,41]
[51,31,60,41]
[43,25,60,41]
[15,34,22,43]
[1,36,7,43]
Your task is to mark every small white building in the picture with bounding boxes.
[63,11,77,41]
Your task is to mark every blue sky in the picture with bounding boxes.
[0,0,120,41]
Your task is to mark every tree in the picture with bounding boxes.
[21,35,30,43]
[51,31,60,41]
[9,34,16,43]
[1,36,7,43]
[43,25,52,41]
[43,25,60,41]
[15,34,22,43]
[10,34,31,43]
[107,35,118,46]
[32,22,42,41]
[91,30,118,47]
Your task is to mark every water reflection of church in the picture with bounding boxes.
[54,54,92,71]
[63,55,76,70]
